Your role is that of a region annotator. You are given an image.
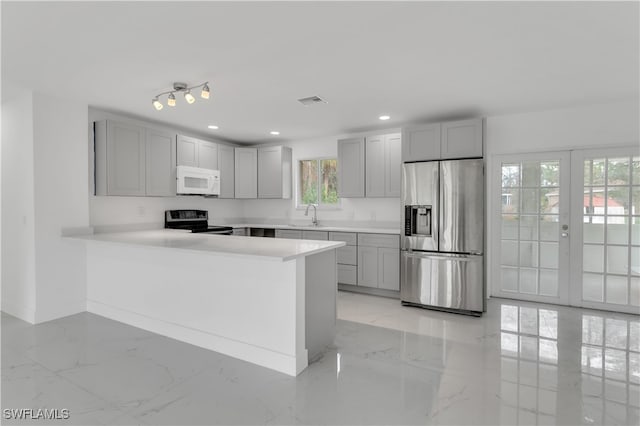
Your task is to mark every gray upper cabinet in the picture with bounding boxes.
[402,123,441,162]
[440,118,483,159]
[338,137,365,198]
[218,144,235,199]
[95,120,146,196]
[384,133,401,197]
[258,146,292,199]
[234,147,258,199]
[176,135,218,169]
[365,133,401,198]
[402,119,483,162]
[145,128,176,197]
[365,135,385,197]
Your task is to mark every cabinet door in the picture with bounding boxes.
[258,146,282,198]
[384,133,402,197]
[198,141,218,170]
[275,229,303,239]
[365,135,385,197]
[302,230,329,240]
[107,121,146,196]
[145,129,176,196]
[234,148,257,198]
[338,137,365,198]
[218,145,235,198]
[402,124,441,162]
[357,246,379,288]
[378,248,400,291]
[441,118,483,159]
[176,135,199,167]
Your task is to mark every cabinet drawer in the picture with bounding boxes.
[337,245,357,265]
[329,232,357,245]
[275,229,303,239]
[337,264,357,285]
[302,230,329,241]
[358,233,400,249]
[232,228,247,236]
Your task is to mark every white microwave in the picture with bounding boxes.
[176,165,220,196]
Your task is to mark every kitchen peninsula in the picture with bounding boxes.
[70,230,345,376]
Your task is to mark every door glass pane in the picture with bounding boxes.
[501,241,519,266]
[501,267,518,292]
[520,242,538,267]
[520,269,538,294]
[541,162,560,187]
[606,276,629,305]
[540,216,559,241]
[584,245,604,273]
[607,216,629,245]
[502,215,519,239]
[607,158,630,186]
[607,246,628,275]
[520,215,538,240]
[540,269,559,297]
[583,273,604,302]
[522,189,539,213]
[584,222,605,244]
[540,243,559,269]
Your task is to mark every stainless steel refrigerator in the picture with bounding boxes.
[401,159,484,316]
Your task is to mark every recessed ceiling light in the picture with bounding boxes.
[270,131,280,136]
[208,125,219,130]
[379,115,391,121]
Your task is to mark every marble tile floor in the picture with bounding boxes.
[1,292,639,425]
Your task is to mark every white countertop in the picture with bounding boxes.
[223,223,401,235]
[69,229,346,262]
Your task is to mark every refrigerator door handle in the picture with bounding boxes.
[404,251,476,261]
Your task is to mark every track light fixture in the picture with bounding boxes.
[152,81,210,109]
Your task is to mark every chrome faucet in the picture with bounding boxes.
[305,203,318,226]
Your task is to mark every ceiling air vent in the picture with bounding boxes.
[297,95,327,106]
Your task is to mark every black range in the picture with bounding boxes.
[164,210,233,235]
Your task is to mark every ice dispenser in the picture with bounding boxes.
[405,205,432,236]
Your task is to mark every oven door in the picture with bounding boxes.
[177,166,220,195]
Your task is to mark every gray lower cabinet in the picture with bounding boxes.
[232,227,248,236]
[356,233,400,291]
[258,146,292,199]
[337,137,365,198]
[218,144,235,198]
[330,232,359,286]
[377,248,400,291]
[176,135,218,169]
[234,148,258,198]
[357,246,379,288]
[275,229,303,239]
[302,230,328,240]
[145,128,176,196]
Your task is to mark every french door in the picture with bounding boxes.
[492,148,640,314]
[492,152,571,305]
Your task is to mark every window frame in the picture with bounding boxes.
[296,157,341,210]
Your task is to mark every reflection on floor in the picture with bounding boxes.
[1,292,638,425]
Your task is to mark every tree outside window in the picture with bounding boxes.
[299,158,339,207]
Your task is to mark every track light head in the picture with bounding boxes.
[184,91,196,104]
[167,93,176,107]
[152,98,163,110]
[201,83,210,99]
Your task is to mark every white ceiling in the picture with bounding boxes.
[3,1,638,144]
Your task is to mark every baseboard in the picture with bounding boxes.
[338,284,400,299]
[1,299,36,324]
[87,299,306,376]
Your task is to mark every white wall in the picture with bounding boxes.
[486,99,639,155]
[1,87,36,322]
[243,132,402,225]
[87,108,244,227]
[32,93,90,322]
